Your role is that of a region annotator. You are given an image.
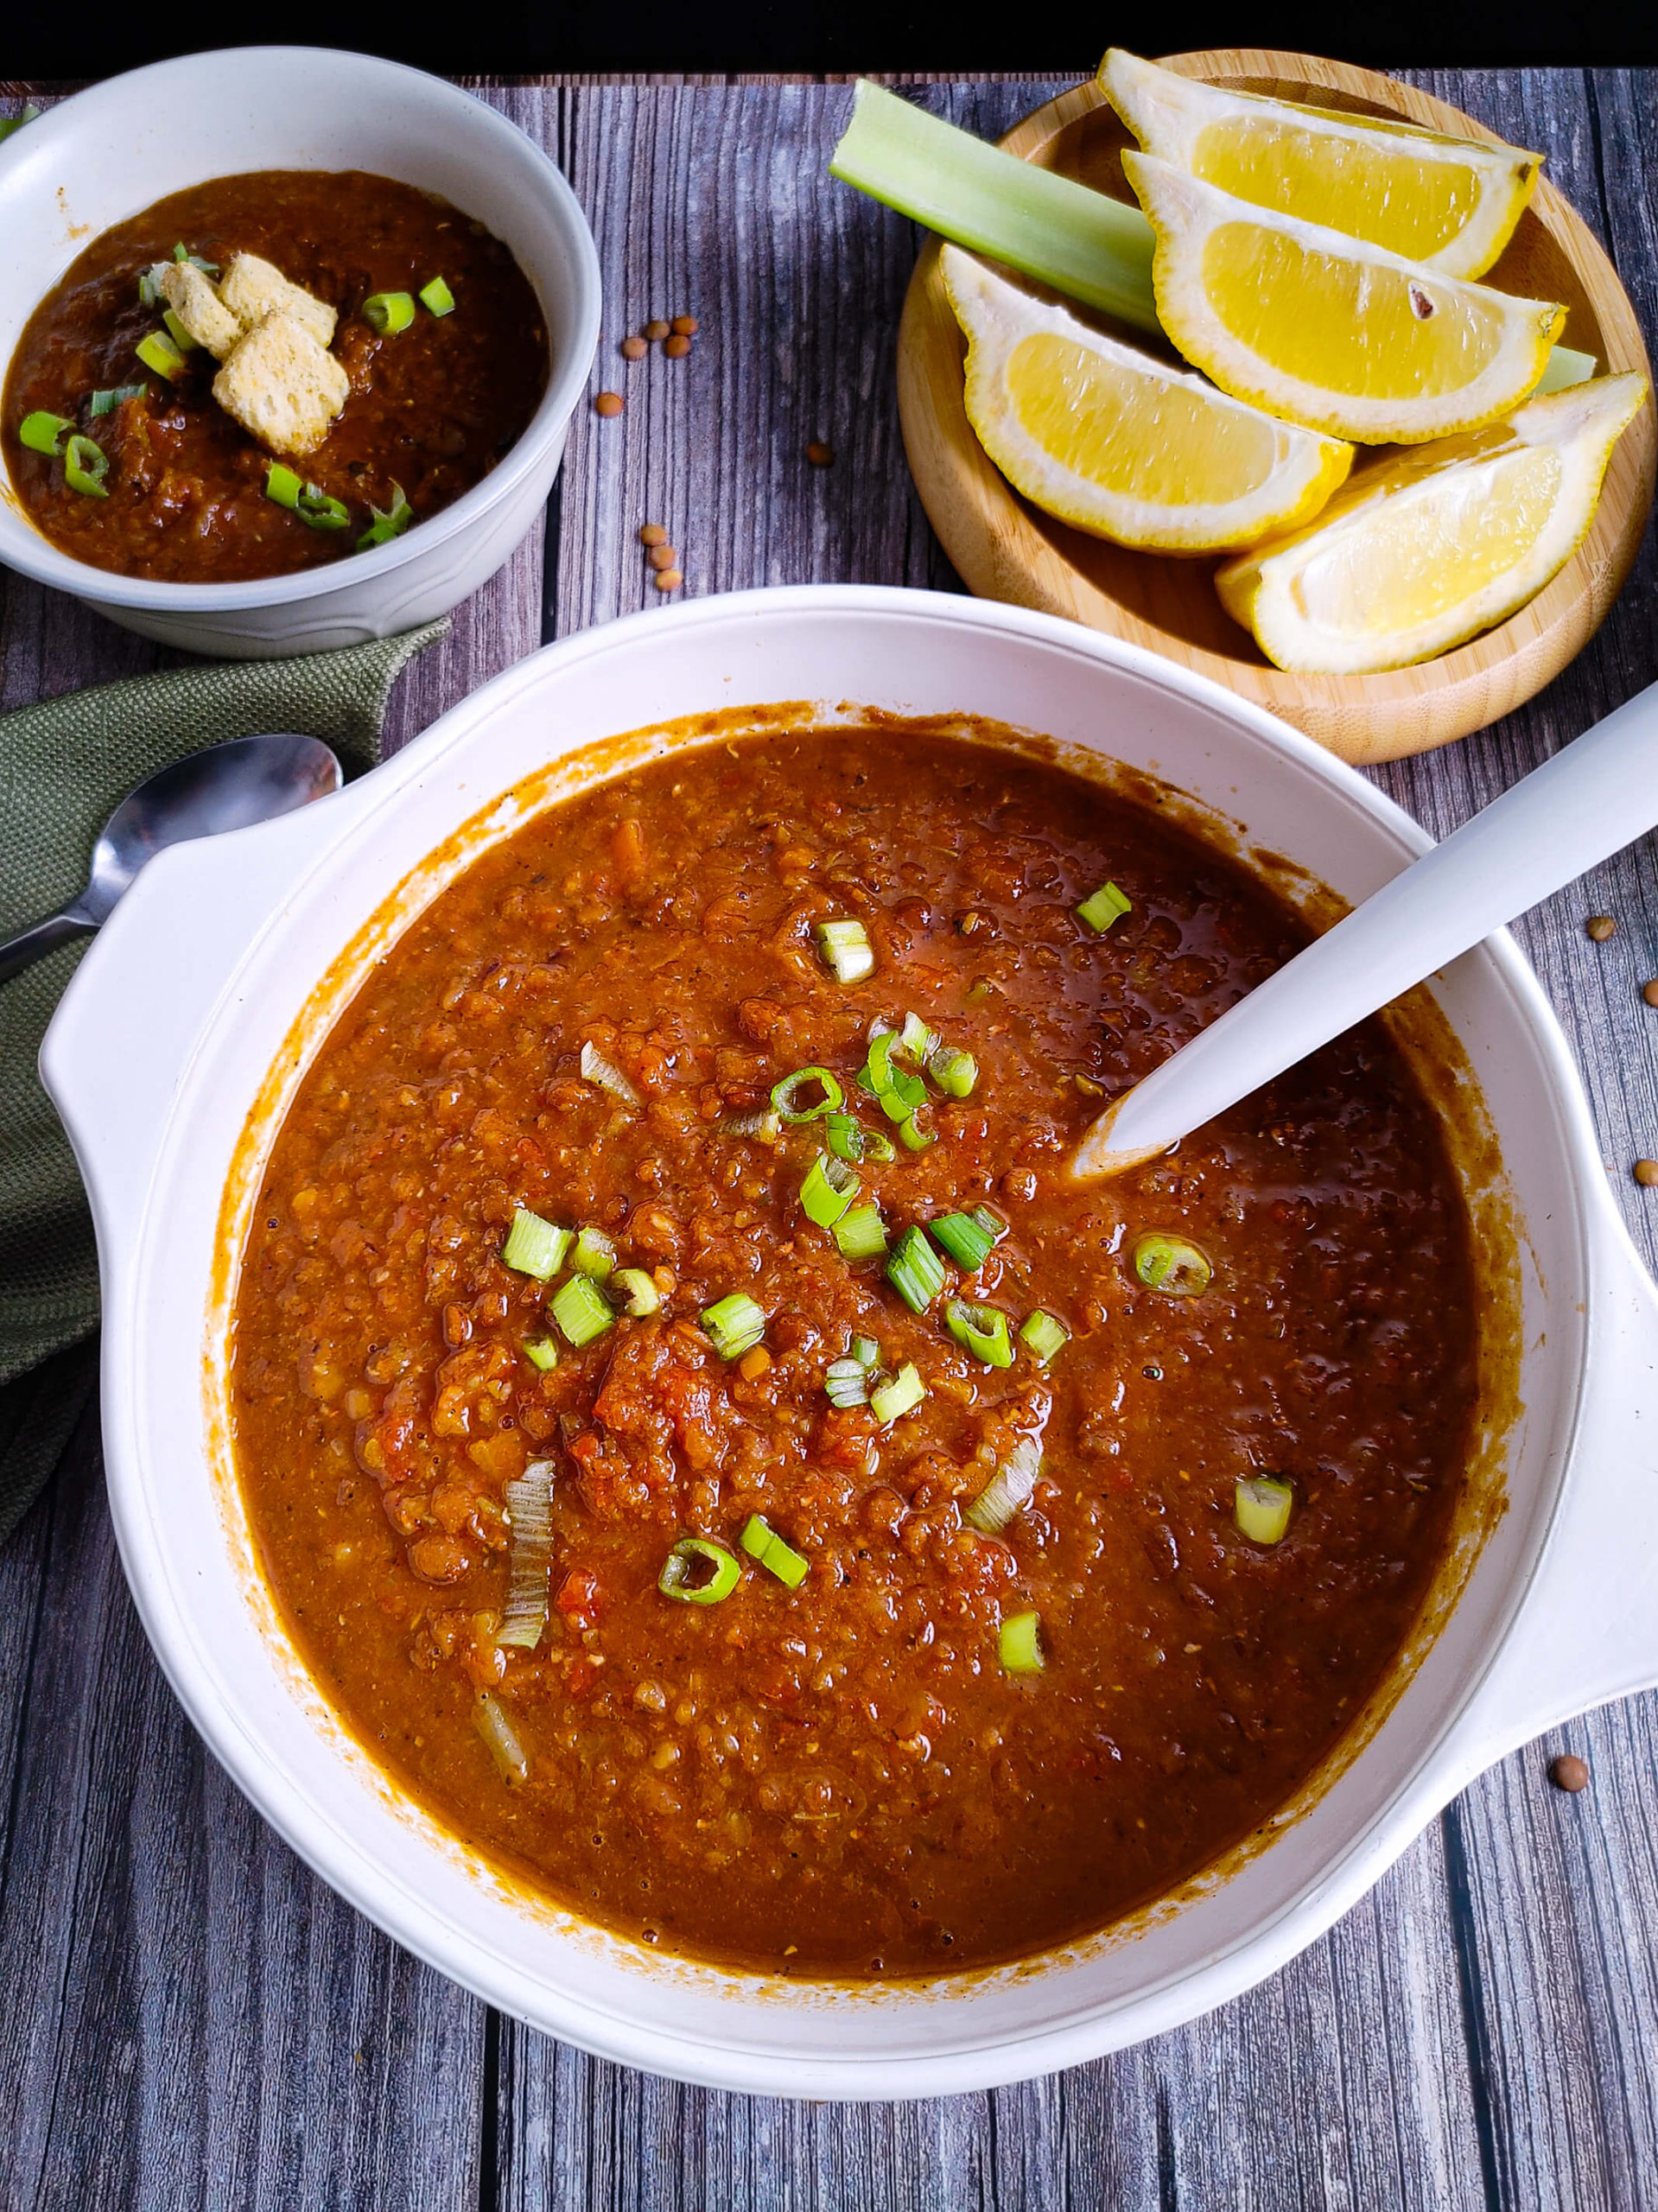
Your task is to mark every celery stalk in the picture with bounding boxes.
[829,80,1159,335]
[830,80,1598,393]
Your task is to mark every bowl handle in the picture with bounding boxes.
[39,797,346,1270]
[1442,1205,1658,1774]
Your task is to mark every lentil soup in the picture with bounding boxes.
[229,724,1478,1977]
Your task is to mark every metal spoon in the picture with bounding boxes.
[0,733,342,988]
[1070,677,1658,1182]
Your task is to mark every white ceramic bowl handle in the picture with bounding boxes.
[40,796,346,1268]
[1444,1208,1658,1777]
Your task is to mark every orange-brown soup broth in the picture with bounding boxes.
[231,728,1476,1975]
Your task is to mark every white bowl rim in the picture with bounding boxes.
[0,46,601,610]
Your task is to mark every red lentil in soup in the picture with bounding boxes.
[230,726,1477,1976]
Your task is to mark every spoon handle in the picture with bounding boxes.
[0,905,95,989]
[1074,677,1658,1179]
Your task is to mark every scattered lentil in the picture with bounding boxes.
[639,523,668,547]
[1636,1160,1658,1187]
[643,319,670,340]
[1587,915,1617,942]
[594,391,624,418]
[654,568,683,592]
[620,334,648,361]
[648,543,678,571]
[1549,1753,1591,1793]
[670,314,699,335]
[806,441,835,467]
[664,334,692,359]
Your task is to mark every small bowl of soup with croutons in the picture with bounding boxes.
[0,50,600,654]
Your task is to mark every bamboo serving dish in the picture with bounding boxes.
[896,49,1656,764]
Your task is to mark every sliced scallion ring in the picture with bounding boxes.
[161,308,200,353]
[868,1361,925,1426]
[824,1110,893,1164]
[899,1010,939,1064]
[551,1273,615,1346]
[999,1610,1045,1675]
[136,328,188,380]
[833,1205,888,1261]
[943,1300,1013,1368]
[363,289,416,335]
[1018,1309,1069,1364]
[885,1224,947,1314]
[930,1208,1006,1272]
[823,1357,870,1408]
[581,1039,640,1105]
[18,410,73,455]
[927,1044,978,1097]
[740,1514,810,1589]
[357,483,413,551]
[522,1336,559,1372]
[966,1436,1042,1534]
[799,1151,860,1229]
[814,916,873,983]
[772,1065,843,1121]
[498,1462,556,1649]
[850,1335,880,1367]
[571,1225,617,1281]
[87,384,147,418]
[613,1267,661,1318]
[702,1293,766,1361]
[1133,1232,1212,1296]
[658,1535,740,1605]
[501,1207,571,1281]
[63,434,108,499]
[1077,880,1132,932]
[419,275,456,316]
[265,464,349,531]
[1236,1475,1293,1546]
[473,1690,530,1783]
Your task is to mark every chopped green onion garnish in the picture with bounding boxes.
[723,1108,783,1143]
[137,264,164,308]
[966,1436,1042,1533]
[1236,1476,1293,1546]
[161,308,200,353]
[999,1609,1045,1675]
[823,1357,871,1408]
[172,242,219,274]
[1077,880,1132,932]
[18,410,73,456]
[824,1110,894,1163]
[927,1045,978,1098]
[363,289,416,335]
[522,1336,559,1372]
[136,328,187,380]
[702,1293,766,1360]
[740,1513,810,1589]
[772,1066,843,1121]
[897,1110,936,1152]
[800,1152,860,1229]
[944,1300,1014,1368]
[850,1335,880,1367]
[614,1267,661,1318]
[474,1688,530,1783]
[886,1224,947,1313]
[815,917,873,983]
[63,434,108,499]
[863,1028,928,1122]
[930,1208,1006,1272]
[357,483,413,551]
[499,1462,555,1648]
[551,1274,615,1346]
[659,1535,740,1605]
[581,1039,640,1105]
[834,1205,889,1261]
[264,463,348,531]
[1133,1232,1212,1296]
[899,1010,939,1063]
[87,384,147,418]
[868,1361,925,1426]
[419,275,456,316]
[501,1206,571,1280]
[571,1225,616,1281]
[1019,1310,1069,1364]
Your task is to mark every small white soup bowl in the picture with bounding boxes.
[0,48,600,657]
[41,587,1658,2094]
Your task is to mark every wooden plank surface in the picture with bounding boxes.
[2,67,1657,2211]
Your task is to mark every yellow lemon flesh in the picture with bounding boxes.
[1101,50,1540,279]
[1215,372,1648,671]
[942,245,1351,553]
[1124,153,1566,445]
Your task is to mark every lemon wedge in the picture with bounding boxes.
[1102,51,1541,280]
[1215,372,1648,672]
[1123,152,1566,445]
[941,245,1352,553]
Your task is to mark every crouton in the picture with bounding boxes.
[157,260,244,361]
[213,311,349,456]
[219,252,338,350]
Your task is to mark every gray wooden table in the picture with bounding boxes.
[3,68,1657,2212]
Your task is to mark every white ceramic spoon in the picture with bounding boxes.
[1070,677,1658,1182]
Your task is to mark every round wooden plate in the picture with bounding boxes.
[897,50,1656,764]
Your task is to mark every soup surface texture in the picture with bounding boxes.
[3,170,547,582]
[231,727,1477,1976]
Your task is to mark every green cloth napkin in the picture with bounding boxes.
[0,620,449,1544]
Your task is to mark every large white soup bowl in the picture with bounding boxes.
[41,586,1658,2094]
